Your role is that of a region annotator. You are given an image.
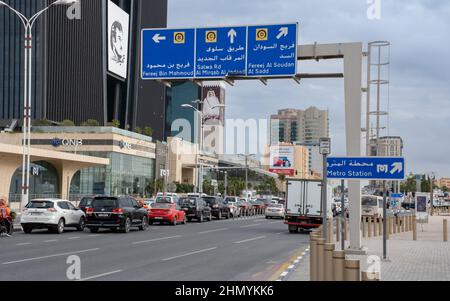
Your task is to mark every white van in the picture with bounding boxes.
[361,195,384,218]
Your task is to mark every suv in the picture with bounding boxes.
[202,196,230,220]
[21,199,86,234]
[85,196,149,233]
[179,197,212,223]
[78,196,95,213]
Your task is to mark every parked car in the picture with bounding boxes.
[251,199,267,214]
[265,203,285,219]
[202,196,230,219]
[155,195,180,205]
[223,196,242,218]
[179,197,212,222]
[238,199,255,216]
[85,196,149,233]
[78,196,95,213]
[148,202,187,226]
[21,199,86,234]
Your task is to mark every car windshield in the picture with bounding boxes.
[202,197,216,204]
[156,197,172,203]
[152,203,172,209]
[224,197,236,203]
[362,197,378,207]
[180,198,196,205]
[27,201,54,209]
[92,198,117,208]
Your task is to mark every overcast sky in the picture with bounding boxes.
[167,0,450,177]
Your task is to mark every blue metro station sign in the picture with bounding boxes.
[327,157,406,180]
[141,23,298,80]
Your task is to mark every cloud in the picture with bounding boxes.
[168,0,450,176]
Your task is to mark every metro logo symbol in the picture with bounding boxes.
[205,30,217,43]
[173,32,185,44]
[256,28,268,41]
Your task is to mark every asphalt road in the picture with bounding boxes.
[0,215,309,281]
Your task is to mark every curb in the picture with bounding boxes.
[276,247,310,281]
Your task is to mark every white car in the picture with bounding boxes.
[265,204,285,219]
[21,199,86,234]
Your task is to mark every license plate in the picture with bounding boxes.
[31,212,43,216]
[155,217,163,220]
[97,213,109,217]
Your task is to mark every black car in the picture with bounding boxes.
[85,196,149,233]
[78,196,94,213]
[202,196,230,220]
[179,197,212,223]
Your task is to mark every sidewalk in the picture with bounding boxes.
[287,215,450,281]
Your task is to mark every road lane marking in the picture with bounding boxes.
[233,236,266,244]
[162,247,217,261]
[2,248,100,265]
[240,223,261,228]
[276,232,284,235]
[132,235,182,245]
[44,240,58,243]
[68,237,80,240]
[79,269,123,281]
[16,243,32,246]
[268,221,282,224]
[198,228,228,234]
[88,234,100,237]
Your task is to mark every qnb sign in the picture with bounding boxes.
[51,138,83,148]
[119,140,132,150]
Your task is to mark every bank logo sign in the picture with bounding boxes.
[141,23,298,80]
[51,138,83,148]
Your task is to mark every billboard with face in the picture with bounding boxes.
[108,0,129,79]
[269,146,295,176]
[202,83,225,155]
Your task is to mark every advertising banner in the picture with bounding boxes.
[108,0,130,79]
[269,145,294,176]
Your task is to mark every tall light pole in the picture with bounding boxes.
[0,0,78,208]
[238,153,256,198]
[181,103,225,194]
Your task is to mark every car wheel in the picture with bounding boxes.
[89,227,99,233]
[139,216,149,231]
[55,219,65,234]
[76,217,86,231]
[22,225,33,234]
[121,217,131,233]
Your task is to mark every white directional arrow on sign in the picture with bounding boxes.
[228,29,237,44]
[390,162,403,174]
[276,27,289,39]
[152,33,166,43]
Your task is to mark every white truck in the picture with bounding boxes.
[285,179,332,233]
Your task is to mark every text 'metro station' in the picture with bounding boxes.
[141,23,298,80]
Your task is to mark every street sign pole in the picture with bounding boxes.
[341,179,345,251]
[320,138,331,240]
[382,180,388,260]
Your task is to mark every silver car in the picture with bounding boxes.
[265,203,285,219]
[21,199,86,234]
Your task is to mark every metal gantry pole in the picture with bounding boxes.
[322,152,328,240]
[382,180,388,260]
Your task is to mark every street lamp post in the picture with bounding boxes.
[0,0,78,208]
[238,153,256,198]
[181,102,225,194]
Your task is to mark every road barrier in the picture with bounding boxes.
[336,218,340,242]
[324,243,335,281]
[444,219,448,242]
[317,238,326,281]
[332,251,345,281]
[309,231,320,281]
[413,215,417,241]
[344,259,361,281]
[327,218,333,243]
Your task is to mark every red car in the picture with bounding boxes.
[148,202,187,226]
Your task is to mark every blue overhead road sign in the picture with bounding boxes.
[141,23,299,80]
[327,157,405,180]
[141,28,195,79]
[247,23,298,77]
[196,26,247,78]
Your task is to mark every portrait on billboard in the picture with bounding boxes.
[202,84,225,125]
[108,0,129,79]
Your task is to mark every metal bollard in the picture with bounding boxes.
[336,218,340,242]
[344,259,361,281]
[389,217,394,235]
[362,218,366,238]
[327,218,333,243]
[324,243,335,281]
[343,219,348,241]
[310,233,319,281]
[368,217,372,238]
[397,216,401,233]
[374,218,378,237]
[362,271,380,281]
[444,219,448,242]
[379,218,383,237]
[402,216,406,232]
[413,215,417,241]
[317,238,326,281]
[332,251,345,281]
